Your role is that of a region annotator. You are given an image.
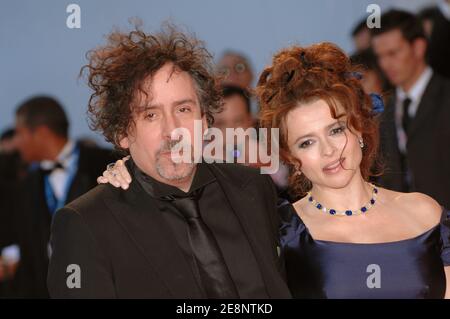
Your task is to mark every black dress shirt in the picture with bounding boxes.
[131,159,268,298]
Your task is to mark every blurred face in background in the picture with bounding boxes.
[217,54,253,89]
[14,117,43,163]
[372,29,427,90]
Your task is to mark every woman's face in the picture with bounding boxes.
[285,99,363,189]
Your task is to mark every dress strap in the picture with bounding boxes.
[278,200,306,246]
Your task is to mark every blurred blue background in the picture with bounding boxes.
[0,0,437,146]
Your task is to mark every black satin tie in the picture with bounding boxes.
[400,97,412,191]
[163,190,239,298]
[402,97,412,134]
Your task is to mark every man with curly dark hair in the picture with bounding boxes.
[47,25,291,299]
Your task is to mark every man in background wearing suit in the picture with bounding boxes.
[0,96,118,297]
[371,10,450,208]
[47,27,290,299]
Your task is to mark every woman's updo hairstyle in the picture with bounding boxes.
[256,42,382,196]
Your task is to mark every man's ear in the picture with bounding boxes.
[202,115,209,136]
[119,123,136,149]
[412,37,427,61]
[119,135,130,149]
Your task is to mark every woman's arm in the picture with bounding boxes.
[445,266,450,299]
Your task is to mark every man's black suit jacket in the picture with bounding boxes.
[0,143,118,298]
[47,163,292,299]
[378,73,450,208]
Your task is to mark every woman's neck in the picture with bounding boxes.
[310,174,373,211]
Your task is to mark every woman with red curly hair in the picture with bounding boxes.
[257,42,450,299]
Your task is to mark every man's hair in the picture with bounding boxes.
[351,18,369,37]
[371,9,426,43]
[15,96,69,138]
[221,85,251,114]
[82,24,223,151]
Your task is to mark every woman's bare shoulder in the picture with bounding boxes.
[381,187,443,227]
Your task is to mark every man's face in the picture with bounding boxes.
[372,29,425,87]
[360,69,383,95]
[212,94,253,161]
[120,63,207,186]
[217,54,253,89]
[14,117,41,163]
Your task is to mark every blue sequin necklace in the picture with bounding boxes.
[306,183,378,216]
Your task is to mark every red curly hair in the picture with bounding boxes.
[256,42,382,196]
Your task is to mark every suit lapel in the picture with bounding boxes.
[103,180,204,298]
[66,144,91,203]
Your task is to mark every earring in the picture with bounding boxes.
[203,128,209,140]
[359,137,364,148]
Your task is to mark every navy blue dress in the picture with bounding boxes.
[279,203,450,299]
